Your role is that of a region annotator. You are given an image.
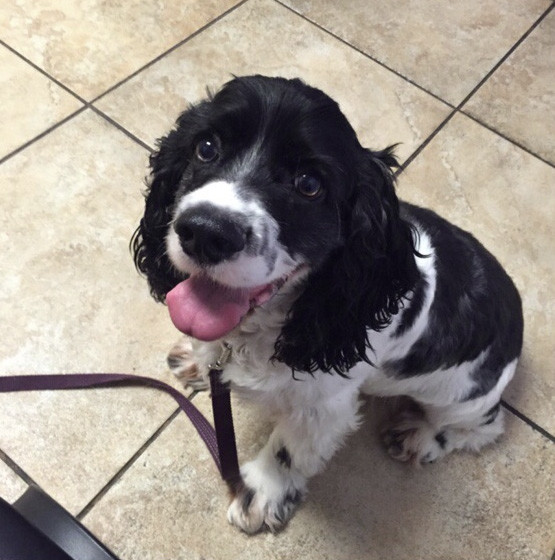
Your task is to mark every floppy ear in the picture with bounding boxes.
[131,108,203,301]
[273,147,419,375]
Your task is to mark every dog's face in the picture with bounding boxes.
[133,76,417,372]
[165,76,357,291]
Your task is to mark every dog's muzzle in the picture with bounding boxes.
[174,204,250,265]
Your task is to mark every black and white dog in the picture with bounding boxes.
[132,75,523,533]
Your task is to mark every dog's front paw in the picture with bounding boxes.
[167,336,212,391]
[227,461,305,534]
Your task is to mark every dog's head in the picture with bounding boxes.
[133,75,417,374]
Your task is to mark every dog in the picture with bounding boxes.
[132,75,523,533]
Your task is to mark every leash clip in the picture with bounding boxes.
[208,342,233,372]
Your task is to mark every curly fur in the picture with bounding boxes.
[132,75,523,534]
[273,146,419,374]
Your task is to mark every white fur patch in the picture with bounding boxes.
[166,180,299,288]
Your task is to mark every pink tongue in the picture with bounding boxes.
[166,276,255,341]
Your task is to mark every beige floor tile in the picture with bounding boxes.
[283,0,550,106]
[0,460,27,504]
[0,46,83,159]
[0,109,185,513]
[96,0,451,163]
[0,0,239,100]
[84,392,554,560]
[397,113,554,434]
[465,11,555,164]
[1,0,552,556]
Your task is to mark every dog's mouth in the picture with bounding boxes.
[166,266,305,341]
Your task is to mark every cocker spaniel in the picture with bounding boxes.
[132,75,523,533]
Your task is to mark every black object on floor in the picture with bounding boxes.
[0,485,120,560]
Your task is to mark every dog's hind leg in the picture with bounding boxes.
[380,360,517,465]
[380,396,505,465]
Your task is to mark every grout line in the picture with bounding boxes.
[456,2,554,113]
[0,0,248,163]
[274,0,456,110]
[76,407,182,521]
[0,448,38,488]
[501,400,555,444]
[396,108,458,173]
[0,104,155,167]
[0,106,88,165]
[400,0,555,171]
[400,1,554,170]
[460,110,555,169]
[89,0,248,105]
[77,389,205,520]
[0,39,88,105]
[89,105,154,153]
[274,0,459,174]
[277,0,555,171]
[273,0,457,174]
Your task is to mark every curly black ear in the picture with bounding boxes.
[131,108,204,301]
[273,146,419,375]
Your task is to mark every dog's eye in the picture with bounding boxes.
[195,139,219,162]
[294,174,322,199]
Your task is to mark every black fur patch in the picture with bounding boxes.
[166,354,183,369]
[387,205,523,401]
[273,490,303,525]
[276,446,291,469]
[241,488,256,514]
[481,402,501,425]
[393,275,427,338]
[435,431,447,449]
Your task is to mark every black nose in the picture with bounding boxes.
[174,204,248,265]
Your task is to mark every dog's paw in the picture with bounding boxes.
[227,461,305,534]
[381,422,448,465]
[167,337,210,391]
[380,401,449,465]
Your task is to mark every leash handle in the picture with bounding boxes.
[0,370,240,483]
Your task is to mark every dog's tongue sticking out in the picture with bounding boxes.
[166,276,272,341]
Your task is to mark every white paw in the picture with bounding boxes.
[166,337,210,391]
[227,460,305,534]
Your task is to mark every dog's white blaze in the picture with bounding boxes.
[167,179,300,287]
[228,140,264,181]
[174,180,260,216]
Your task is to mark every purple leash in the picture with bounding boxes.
[0,345,240,485]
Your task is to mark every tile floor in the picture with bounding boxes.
[0,1,553,558]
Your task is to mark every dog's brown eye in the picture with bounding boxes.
[195,139,219,162]
[294,174,322,199]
